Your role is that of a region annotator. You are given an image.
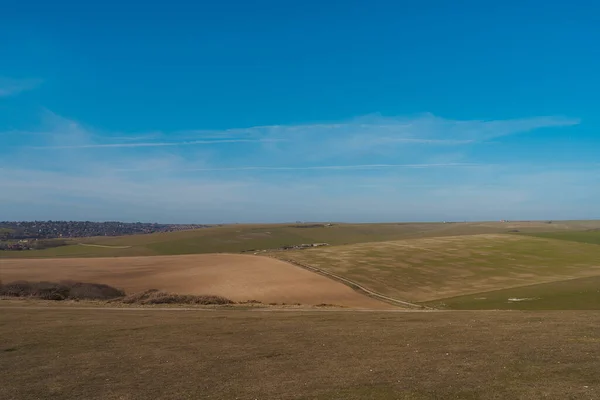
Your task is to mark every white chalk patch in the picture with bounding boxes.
[508,297,539,302]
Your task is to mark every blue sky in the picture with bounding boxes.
[1,0,599,223]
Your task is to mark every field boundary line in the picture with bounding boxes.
[77,243,132,249]
[270,255,426,309]
[0,305,439,313]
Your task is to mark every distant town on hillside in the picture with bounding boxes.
[0,221,211,242]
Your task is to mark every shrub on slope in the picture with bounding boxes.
[1,281,235,305]
[0,280,125,300]
[120,289,234,305]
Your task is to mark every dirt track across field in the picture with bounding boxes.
[0,254,394,309]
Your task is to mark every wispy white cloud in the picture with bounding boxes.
[35,138,282,149]
[25,113,579,164]
[0,110,590,222]
[181,163,481,172]
[370,138,475,144]
[0,77,42,97]
[184,113,579,142]
[1,164,598,223]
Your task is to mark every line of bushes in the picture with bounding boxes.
[0,280,125,300]
[0,281,329,307]
[0,280,235,305]
[119,289,233,305]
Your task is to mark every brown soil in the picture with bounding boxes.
[0,254,392,309]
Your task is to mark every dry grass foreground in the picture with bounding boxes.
[1,307,599,399]
[0,254,391,309]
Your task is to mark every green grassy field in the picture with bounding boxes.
[1,306,599,400]
[280,234,600,304]
[0,242,157,258]
[427,275,600,310]
[522,230,600,245]
[3,220,600,258]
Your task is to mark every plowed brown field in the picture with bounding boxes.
[0,254,392,309]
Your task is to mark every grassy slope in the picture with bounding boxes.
[522,230,600,245]
[2,221,599,310]
[280,234,600,303]
[0,243,158,258]
[1,307,599,400]
[427,275,600,310]
[3,220,599,258]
